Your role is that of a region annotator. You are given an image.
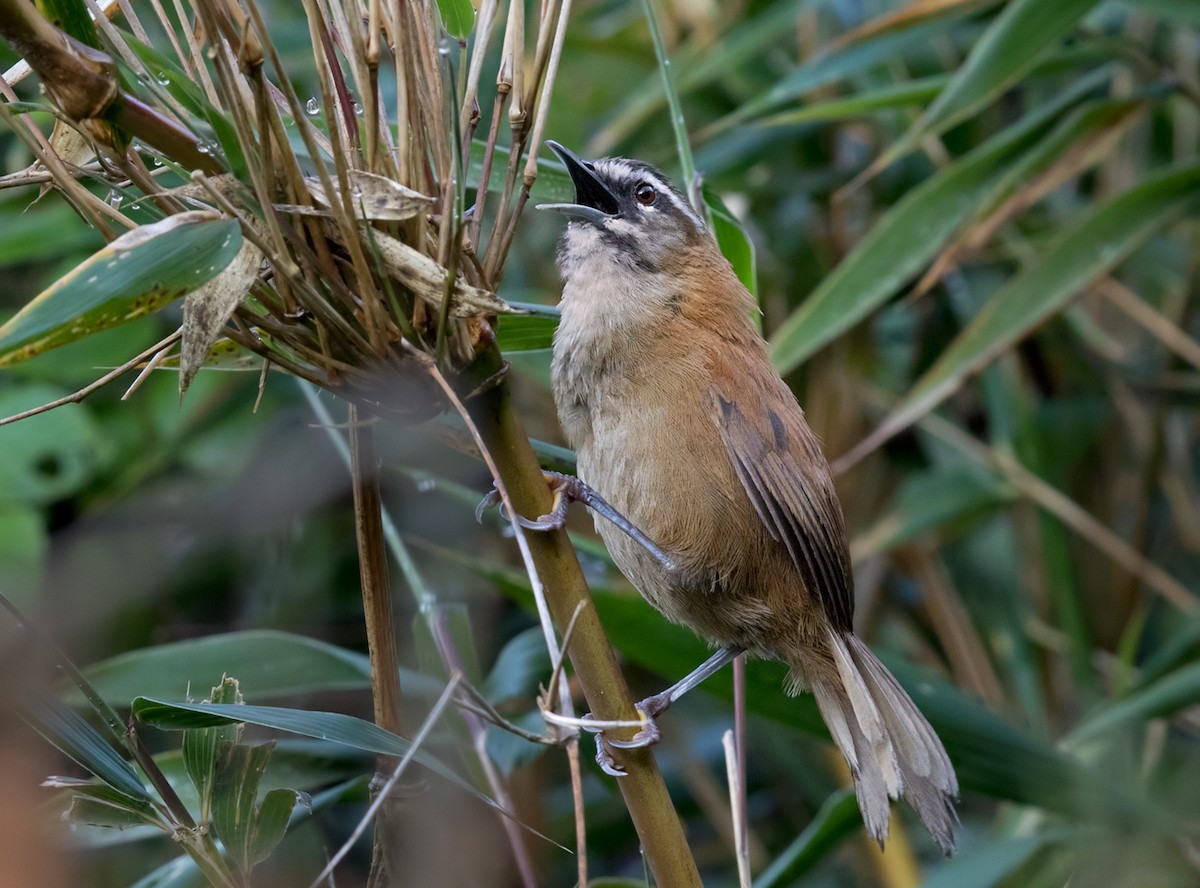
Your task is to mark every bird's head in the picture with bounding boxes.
[538,141,709,277]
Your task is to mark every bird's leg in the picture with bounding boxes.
[585,646,744,774]
[475,471,676,571]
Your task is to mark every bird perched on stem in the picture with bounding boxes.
[535,140,959,854]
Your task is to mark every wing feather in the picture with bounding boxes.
[710,380,854,630]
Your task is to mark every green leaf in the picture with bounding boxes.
[843,161,1200,464]
[25,698,149,801]
[598,0,819,146]
[480,627,551,704]
[122,34,245,179]
[251,788,302,865]
[131,697,546,838]
[56,782,166,832]
[130,855,203,888]
[183,678,242,825]
[484,711,550,775]
[705,187,757,297]
[1071,660,1200,743]
[0,213,243,368]
[496,313,558,352]
[755,75,949,129]
[1136,616,1200,688]
[34,0,101,49]
[852,464,1012,556]
[878,0,1102,168]
[436,0,474,40]
[80,630,372,705]
[468,142,573,202]
[752,790,860,888]
[768,70,1113,374]
[718,15,977,132]
[0,503,47,599]
[0,195,103,266]
[212,741,274,872]
[921,835,1052,888]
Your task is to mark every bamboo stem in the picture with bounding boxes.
[347,405,408,885]
[0,0,224,173]
[463,347,703,888]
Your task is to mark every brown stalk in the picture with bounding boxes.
[348,405,408,882]
[303,3,396,353]
[522,0,559,115]
[362,0,390,174]
[567,738,588,888]
[1096,277,1200,372]
[145,0,190,78]
[460,0,499,139]
[168,0,220,103]
[471,91,508,253]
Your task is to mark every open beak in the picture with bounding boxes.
[536,140,619,225]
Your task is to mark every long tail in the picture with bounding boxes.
[808,631,959,854]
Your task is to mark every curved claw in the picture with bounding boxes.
[516,509,566,531]
[474,487,502,524]
[605,711,661,749]
[474,478,569,531]
[594,735,627,777]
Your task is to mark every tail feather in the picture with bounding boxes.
[810,631,959,855]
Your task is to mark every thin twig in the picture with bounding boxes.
[566,737,588,888]
[733,652,749,870]
[413,344,576,725]
[305,673,463,888]
[541,599,587,719]
[120,337,176,400]
[722,730,751,888]
[300,380,540,887]
[0,329,182,427]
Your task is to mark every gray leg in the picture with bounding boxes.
[601,646,744,760]
[475,472,676,572]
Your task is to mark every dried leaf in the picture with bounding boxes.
[370,231,514,317]
[48,120,95,167]
[306,171,435,221]
[179,239,264,395]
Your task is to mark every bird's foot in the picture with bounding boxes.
[580,691,673,776]
[475,472,676,572]
[473,471,575,530]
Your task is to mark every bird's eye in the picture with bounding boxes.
[634,182,657,206]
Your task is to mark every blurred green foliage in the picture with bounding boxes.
[3,0,1200,886]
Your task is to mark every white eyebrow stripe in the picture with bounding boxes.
[658,183,704,228]
[594,159,706,230]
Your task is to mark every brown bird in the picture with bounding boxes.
[535,141,959,853]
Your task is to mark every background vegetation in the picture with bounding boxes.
[2,0,1199,886]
